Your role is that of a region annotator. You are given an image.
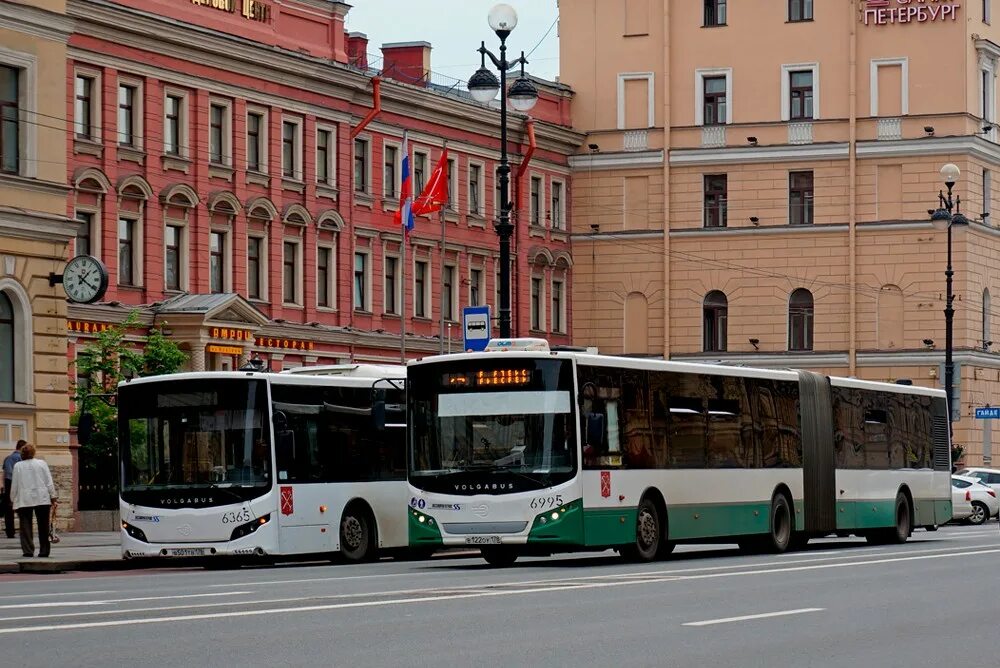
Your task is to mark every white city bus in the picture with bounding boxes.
[118,365,408,563]
[405,339,953,566]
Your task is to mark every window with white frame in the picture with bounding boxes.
[118,217,138,286]
[282,117,302,180]
[446,157,457,210]
[283,240,301,304]
[74,72,97,140]
[163,91,187,156]
[414,150,428,195]
[469,162,483,215]
[246,108,267,173]
[442,265,456,321]
[530,175,543,226]
[530,276,544,331]
[551,180,565,230]
[0,65,19,174]
[695,68,733,126]
[781,63,819,121]
[210,230,227,293]
[316,125,335,186]
[384,255,400,315]
[164,224,183,291]
[384,143,400,198]
[354,137,370,194]
[0,51,36,178]
[209,101,232,166]
[118,81,141,147]
[982,66,996,124]
[986,0,992,24]
[354,251,370,310]
[551,279,565,333]
[317,245,334,308]
[788,0,813,22]
[247,235,265,300]
[0,292,14,402]
[985,169,993,218]
[469,266,483,306]
[414,260,429,318]
[75,211,94,257]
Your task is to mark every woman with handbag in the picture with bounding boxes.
[9,443,58,558]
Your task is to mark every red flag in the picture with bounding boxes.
[412,149,449,216]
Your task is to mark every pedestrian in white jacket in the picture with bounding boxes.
[10,443,58,558]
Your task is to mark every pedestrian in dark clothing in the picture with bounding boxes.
[1,439,25,538]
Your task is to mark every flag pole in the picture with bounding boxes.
[439,141,448,354]
[400,130,409,364]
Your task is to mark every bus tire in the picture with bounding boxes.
[481,547,517,567]
[340,504,377,562]
[869,493,911,544]
[621,498,661,562]
[764,494,793,554]
[969,501,989,526]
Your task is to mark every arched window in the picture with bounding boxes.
[0,292,12,402]
[788,288,814,351]
[703,290,728,352]
[984,288,992,348]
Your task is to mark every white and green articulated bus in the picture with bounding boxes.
[404,339,953,566]
[117,365,408,564]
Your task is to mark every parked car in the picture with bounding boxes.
[951,475,1000,525]
[955,467,1000,496]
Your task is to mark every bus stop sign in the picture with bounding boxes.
[463,306,491,352]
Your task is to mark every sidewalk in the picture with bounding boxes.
[0,531,126,574]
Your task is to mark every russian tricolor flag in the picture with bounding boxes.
[394,131,415,233]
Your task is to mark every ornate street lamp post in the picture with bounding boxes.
[467,4,539,338]
[930,163,969,423]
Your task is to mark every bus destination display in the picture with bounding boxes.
[445,368,531,387]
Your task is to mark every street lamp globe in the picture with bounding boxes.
[508,76,538,112]
[468,66,500,103]
[930,206,952,232]
[488,3,518,34]
[940,163,961,186]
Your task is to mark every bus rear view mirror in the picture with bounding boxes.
[586,413,605,449]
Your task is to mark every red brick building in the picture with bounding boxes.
[66,0,580,372]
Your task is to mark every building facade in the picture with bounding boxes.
[66,0,579,378]
[562,0,1000,466]
[0,1,76,496]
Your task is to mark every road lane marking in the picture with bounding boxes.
[683,608,824,627]
[0,591,254,610]
[5,546,1000,634]
[0,590,115,600]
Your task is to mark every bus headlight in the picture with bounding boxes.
[230,514,271,542]
[121,520,149,543]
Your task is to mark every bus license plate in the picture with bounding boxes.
[464,536,501,545]
[167,548,206,557]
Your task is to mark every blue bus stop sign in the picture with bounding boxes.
[462,305,492,352]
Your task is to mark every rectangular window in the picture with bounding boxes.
[470,267,482,306]
[703,76,727,126]
[247,237,262,300]
[354,252,368,310]
[552,280,564,333]
[414,151,427,195]
[384,256,398,314]
[442,265,455,321]
[354,138,368,193]
[164,94,182,155]
[551,181,564,229]
[704,0,726,26]
[165,225,181,291]
[384,145,397,198]
[0,66,18,174]
[118,84,136,147]
[118,218,135,286]
[530,176,542,226]
[789,170,814,226]
[789,70,814,120]
[986,0,992,24]
[447,157,457,209]
[316,128,331,184]
[985,169,993,218]
[530,277,543,330]
[210,231,225,294]
[283,242,298,303]
[469,163,482,214]
[984,70,992,122]
[282,120,298,178]
[75,74,93,139]
[704,174,728,228]
[789,0,813,21]
[317,247,331,308]
[247,112,263,172]
[210,104,225,165]
[75,211,93,257]
[415,261,428,317]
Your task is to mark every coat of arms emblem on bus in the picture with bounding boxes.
[280,486,294,515]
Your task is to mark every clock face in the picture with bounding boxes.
[63,255,109,304]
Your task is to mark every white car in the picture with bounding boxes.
[951,475,1000,525]
[955,467,1000,496]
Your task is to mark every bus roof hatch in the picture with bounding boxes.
[484,338,550,352]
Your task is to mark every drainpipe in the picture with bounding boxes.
[848,1,858,376]
[351,76,382,139]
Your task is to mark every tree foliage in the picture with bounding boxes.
[73,311,187,474]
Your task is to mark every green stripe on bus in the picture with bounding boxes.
[408,507,443,546]
[527,498,585,545]
[666,501,773,540]
[580,507,638,547]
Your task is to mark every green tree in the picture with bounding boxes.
[73,311,187,507]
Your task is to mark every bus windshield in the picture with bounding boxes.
[118,378,271,504]
[408,358,577,492]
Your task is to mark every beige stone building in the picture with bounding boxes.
[561,0,1000,465]
[0,1,75,501]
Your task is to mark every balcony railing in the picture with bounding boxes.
[623,129,648,152]
[701,125,726,148]
[788,122,813,145]
[876,118,902,141]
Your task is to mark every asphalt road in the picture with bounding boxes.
[2,524,999,668]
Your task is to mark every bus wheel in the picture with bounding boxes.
[481,547,518,567]
[621,498,661,562]
[340,506,376,562]
[888,493,912,543]
[764,494,792,554]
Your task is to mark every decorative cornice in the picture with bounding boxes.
[0,1,72,42]
[568,150,664,170]
[0,173,71,197]
[855,134,1000,163]
[671,223,848,238]
[672,353,851,368]
[669,142,849,166]
[0,207,77,242]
